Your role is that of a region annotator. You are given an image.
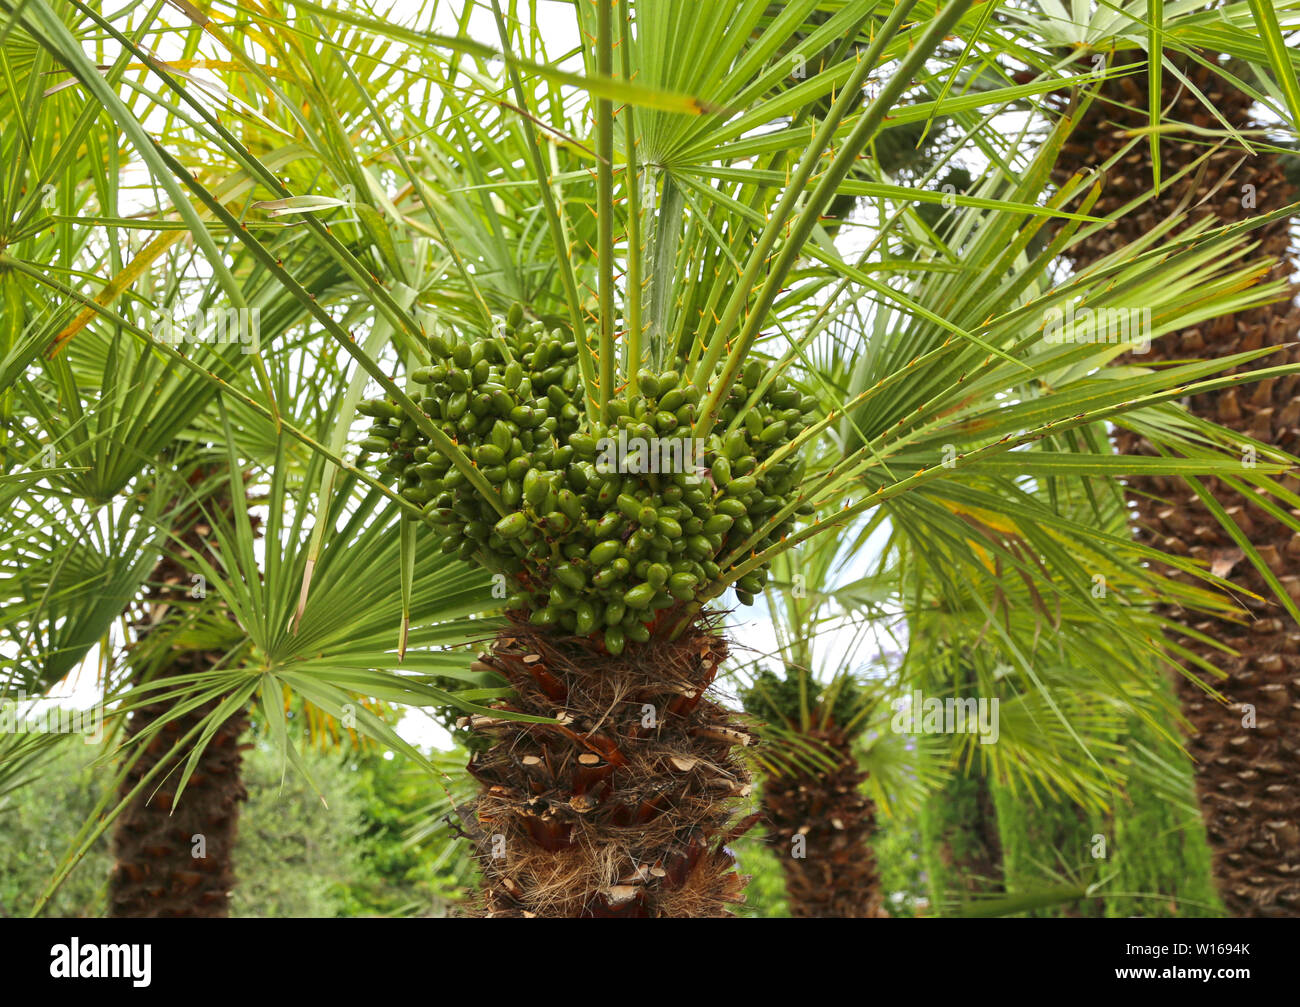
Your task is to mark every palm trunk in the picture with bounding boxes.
[108,475,250,918]
[1107,711,1224,918]
[991,783,1107,918]
[109,685,249,917]
[459,614,755,917]
[1052,56,1300,917]
[919,662,1003,912]
[919,761,1003,913]
[760,726,886,918]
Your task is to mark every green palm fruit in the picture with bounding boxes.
[595,511,624,539]
[659,389,684,412]
[624,582,656,608]
[523,469,548,506]
[604,626,626,656]
[531,605,561,626]
[590,540,622,566]
[491,420,512,451]
[592,565,620,589]
[656,516,683,539]
[616,494,642,520]
[597,478,621,507]
[626,620,651,643]
[703,514,733,535]
[569,432,598,456]
[493,512,528,539]
[359,399,401,420]
[723,429,748,459]
[727,475,757,496]
[574,602,598,635]
[553,563,586,591]
[686,535,713,559]
[637,370,659,397]
[557,489,583,523]
[476,444,505,466]
[446,392,469,420]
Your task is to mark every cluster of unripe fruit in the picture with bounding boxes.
[357,314,816,654]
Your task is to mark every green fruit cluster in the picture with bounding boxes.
[358,316,816,654]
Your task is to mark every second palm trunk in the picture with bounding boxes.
[1053,55,1300,916]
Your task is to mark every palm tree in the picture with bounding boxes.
[0,6,499,915]
[5,0,1300,919]
[108,461,252,917]
[979,0,1300,916]
[737,540,893,918]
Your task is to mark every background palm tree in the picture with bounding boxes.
[108,460,252,918]
[972,0,1300,916]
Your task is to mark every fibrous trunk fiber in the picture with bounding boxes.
[460,613,756,917]
[761,728,886,918]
